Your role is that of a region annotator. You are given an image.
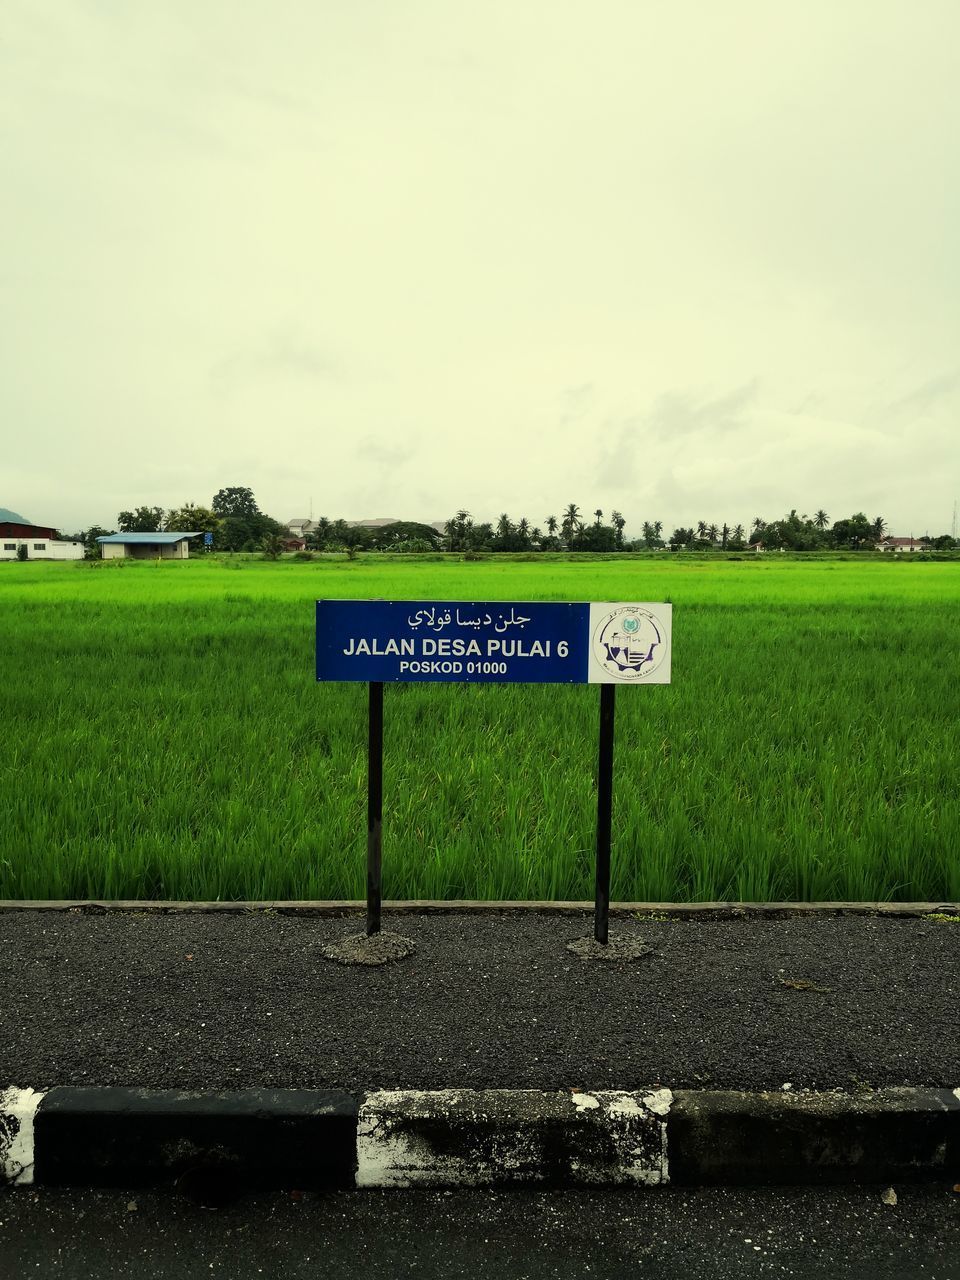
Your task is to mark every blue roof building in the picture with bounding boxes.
[97,532,201,560]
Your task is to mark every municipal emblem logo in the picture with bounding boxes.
[592,606,668,681]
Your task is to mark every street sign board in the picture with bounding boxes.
[316,600,671,685]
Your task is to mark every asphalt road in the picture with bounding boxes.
[2,909,958,1093]
[2,1184,959,1279]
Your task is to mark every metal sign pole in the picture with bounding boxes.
[366,681,384,937]
[594,683,616,944]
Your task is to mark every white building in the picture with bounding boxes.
[287,518,315,538]
[0,522,83,561]
[878,536,925,552]
[97,532,200,559]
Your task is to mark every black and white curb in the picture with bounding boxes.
[3,1086,959,1191]
[0,1087,44,1186]
[356,1089,672,1187]
[0,1086,357,1190]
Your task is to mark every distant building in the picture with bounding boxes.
[97,532,200,560]
[287,516,415,536]
[287,515,445,540]
[878,536,925,553]
[0,521,82,561]
[287,518,315,538]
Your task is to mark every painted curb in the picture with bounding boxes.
[668,1087,960,1185]
[0,1086,45,1186]
[356,1089,672,1188]
[3,1087,358,1190]
[2,1086,958,1191]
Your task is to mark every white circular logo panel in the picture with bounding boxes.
[590,605,669,682]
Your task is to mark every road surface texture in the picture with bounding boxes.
[2,1183,959,1279]
[2,909,958,1092]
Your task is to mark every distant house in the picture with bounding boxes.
[283,537,307,551]
[287,518,315,538]
[97,532,201,560]
[287,515,444,540]
[878,536,925,553]
[0,521,82,561]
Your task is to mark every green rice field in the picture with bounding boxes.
[2,555,958,902]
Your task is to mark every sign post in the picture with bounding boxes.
[595,683,616,945]
[316,600,671,950]
[366,681,384,937]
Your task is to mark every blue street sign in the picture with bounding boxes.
[316,600,672,685]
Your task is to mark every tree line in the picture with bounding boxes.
[63,492,958,557]
[441,505,957,552]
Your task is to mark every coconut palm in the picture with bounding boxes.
[444,509,472,551]
[561,503,582,543]
[545,515,558,537]
[814,509,829,530]
[594,508,603,526]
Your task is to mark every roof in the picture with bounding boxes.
[96,532,200,544]
[0,521,57,537]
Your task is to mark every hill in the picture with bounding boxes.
[0,507,29,523]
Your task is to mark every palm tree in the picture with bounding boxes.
[308,516,331,549]
[707,523,719,544]
[872,515,887,539]
[751,516,765,534]
[561,503,582,544]
[545,515,558,538]
[610,510,626,548]
[732,523,745,543]
[445,509,472,552]
[696,520,708,541]
[653,520,663,539]
[814,509,829,530]
[594,508,603,526]
[517,516,530,548]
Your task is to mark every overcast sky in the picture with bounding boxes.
[2,0,958,536]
